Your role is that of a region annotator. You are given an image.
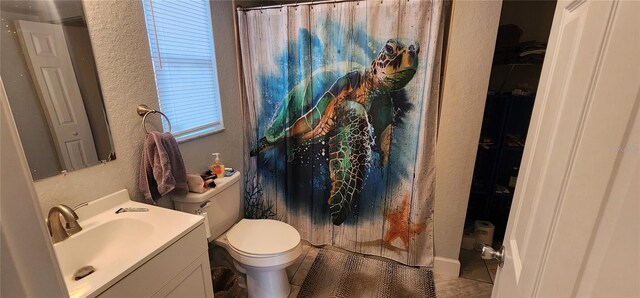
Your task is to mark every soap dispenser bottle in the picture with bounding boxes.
[210,153,225,176]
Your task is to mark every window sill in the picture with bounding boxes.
[176,126,225,144]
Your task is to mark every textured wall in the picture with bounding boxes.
[434,0,502,275]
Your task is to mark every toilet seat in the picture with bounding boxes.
[226,219,300,256]
[225,243,301,269]
[229,245,299,259]
[216,219,303,269]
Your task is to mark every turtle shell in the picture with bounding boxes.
[263,62,364,143]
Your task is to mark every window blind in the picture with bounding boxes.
[142,0,223,140]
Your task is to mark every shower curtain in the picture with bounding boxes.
[238,0,443,266]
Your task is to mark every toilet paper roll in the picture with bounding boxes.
[474,220,495,251]
[461,231,476,250]
[201,212,211,238]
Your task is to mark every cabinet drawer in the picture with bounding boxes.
[98,224,207,297]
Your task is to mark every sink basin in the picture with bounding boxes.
[51,190,203,297]
[54,218,154,283]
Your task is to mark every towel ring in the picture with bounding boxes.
[137,104,172,134]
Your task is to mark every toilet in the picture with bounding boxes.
[171,172,301,298]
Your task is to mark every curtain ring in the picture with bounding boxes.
[334,0,337,8]
[260,3,264,13]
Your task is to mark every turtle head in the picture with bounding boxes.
[370,39,419,90]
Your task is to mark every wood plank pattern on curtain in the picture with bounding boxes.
[238,0,443,266]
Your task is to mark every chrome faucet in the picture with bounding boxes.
[47,204,83,243]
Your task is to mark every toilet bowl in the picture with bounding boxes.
[171,172,302,298]
[215,219,302,298]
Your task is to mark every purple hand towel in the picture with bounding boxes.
[139,132,188,204]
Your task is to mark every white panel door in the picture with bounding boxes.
[492,0,640,296]
[15,20,98,171]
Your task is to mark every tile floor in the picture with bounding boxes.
[433,249,498,298]
[284,243,499,298]
[215,242,498,298]
[285,242,318,298]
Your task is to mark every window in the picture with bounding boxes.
[142,0,223,140]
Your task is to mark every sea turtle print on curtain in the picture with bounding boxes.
[238,0,443,266]
[251,39,420,225]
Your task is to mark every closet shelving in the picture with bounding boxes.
[468,92,535,241]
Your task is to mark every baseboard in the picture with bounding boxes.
[433,256,460,277]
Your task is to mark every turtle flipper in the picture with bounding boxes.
[379,125,392,166]
[368,93,394,167]
[328,101,370,225]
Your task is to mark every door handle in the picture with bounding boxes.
[481,244,505,268]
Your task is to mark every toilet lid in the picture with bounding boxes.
[226,219,300,256]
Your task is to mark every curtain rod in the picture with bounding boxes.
[236,0,364,12]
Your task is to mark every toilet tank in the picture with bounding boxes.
[171,172,242,241]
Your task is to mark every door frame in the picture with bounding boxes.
[434,0,503,277]
[0,78,67,297]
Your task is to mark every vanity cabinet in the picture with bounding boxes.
[98,224,213,297]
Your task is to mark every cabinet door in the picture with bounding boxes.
[98,224,208,297]
[153,252,214,298]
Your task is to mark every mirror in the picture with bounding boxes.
[1,0,115,180]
